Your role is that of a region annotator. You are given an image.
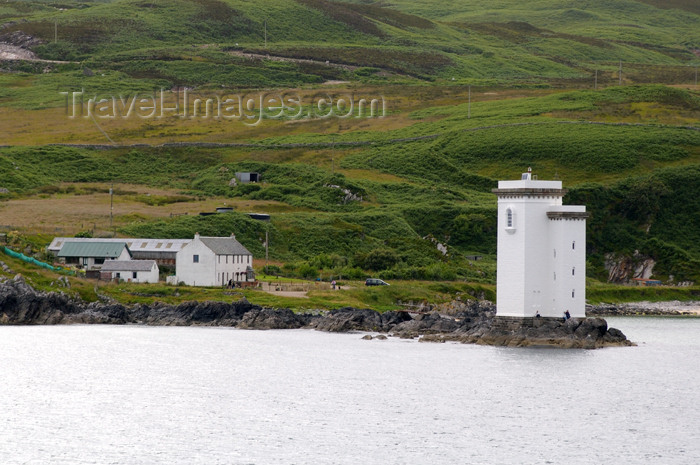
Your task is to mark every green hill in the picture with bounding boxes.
[0,0,698,86]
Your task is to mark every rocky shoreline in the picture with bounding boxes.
[587,301,700,317]
[0,275,634,349]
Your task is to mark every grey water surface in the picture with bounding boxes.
[1,317,698,465]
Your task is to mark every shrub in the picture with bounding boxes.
[354,248,399,271]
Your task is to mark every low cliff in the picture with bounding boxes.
[0,275,632,348]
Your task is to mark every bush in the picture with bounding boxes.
[262,265,282,276]
[450,213,496,253]
[236,184,262,196]
[34,41,80,61]
[296,263,319,279]
[354,248,399,271]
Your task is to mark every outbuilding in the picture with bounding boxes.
[49,237,190,266]
[100,260,159,283]
[235,172,260,183]
[56,242,131,270]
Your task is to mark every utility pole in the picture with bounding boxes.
[619,60,622,86]
[265,228,269,271]
[594,69,598,90]
[109,183,114,236]
[468,85,471,119]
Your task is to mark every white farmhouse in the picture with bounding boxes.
[100,260,159,284]
[493,168,588,318]
[175,233,254,287]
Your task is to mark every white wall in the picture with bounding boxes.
[213,253,253,286]
[110,264,159,284]
[549,212,587,318]
[497,192,564,317]
[176,238,217,286]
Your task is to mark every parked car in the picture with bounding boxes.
[365,278,389,286]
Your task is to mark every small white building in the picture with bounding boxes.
[175,233,254,287]
[493,168,588,318]
[100,260,159,284]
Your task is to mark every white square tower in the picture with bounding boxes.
[493,169,588,318]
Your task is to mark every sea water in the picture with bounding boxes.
[1,317,698,465]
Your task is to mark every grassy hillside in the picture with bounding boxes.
[0,0,698,88]
[1,85,699,285]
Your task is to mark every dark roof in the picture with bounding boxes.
[101,260,157,272]
[57,242,130,258]
[200,237,252,256]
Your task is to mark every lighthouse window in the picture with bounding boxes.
[572,289,575,298]
[553,272,556,281]
[506,208,513,228]
[553,249,557,258]
[572,241,576,250]
[572,267,575,276]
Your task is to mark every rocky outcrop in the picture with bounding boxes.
[0,31,43,50]
[239,307,318,329]
[461,316,632,349]
[314,307,386,332]
[604,252,656,284]
[0,277,633,349]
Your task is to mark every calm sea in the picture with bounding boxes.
[1,317,698,465]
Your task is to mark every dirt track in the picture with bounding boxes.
[229,50,358,71]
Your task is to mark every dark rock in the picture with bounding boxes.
[314,307,383,332]
[392,312,460,334]
[380,310,412,330]
[239,307,306,329]
[574,317,607,339]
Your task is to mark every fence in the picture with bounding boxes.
[1,246,64,272]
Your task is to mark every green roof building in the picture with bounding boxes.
[57,241,132,269]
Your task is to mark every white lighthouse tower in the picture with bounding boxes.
[493,168,589,318]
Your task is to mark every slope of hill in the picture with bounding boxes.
[0,0,698,87]
[1,85,699,284]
